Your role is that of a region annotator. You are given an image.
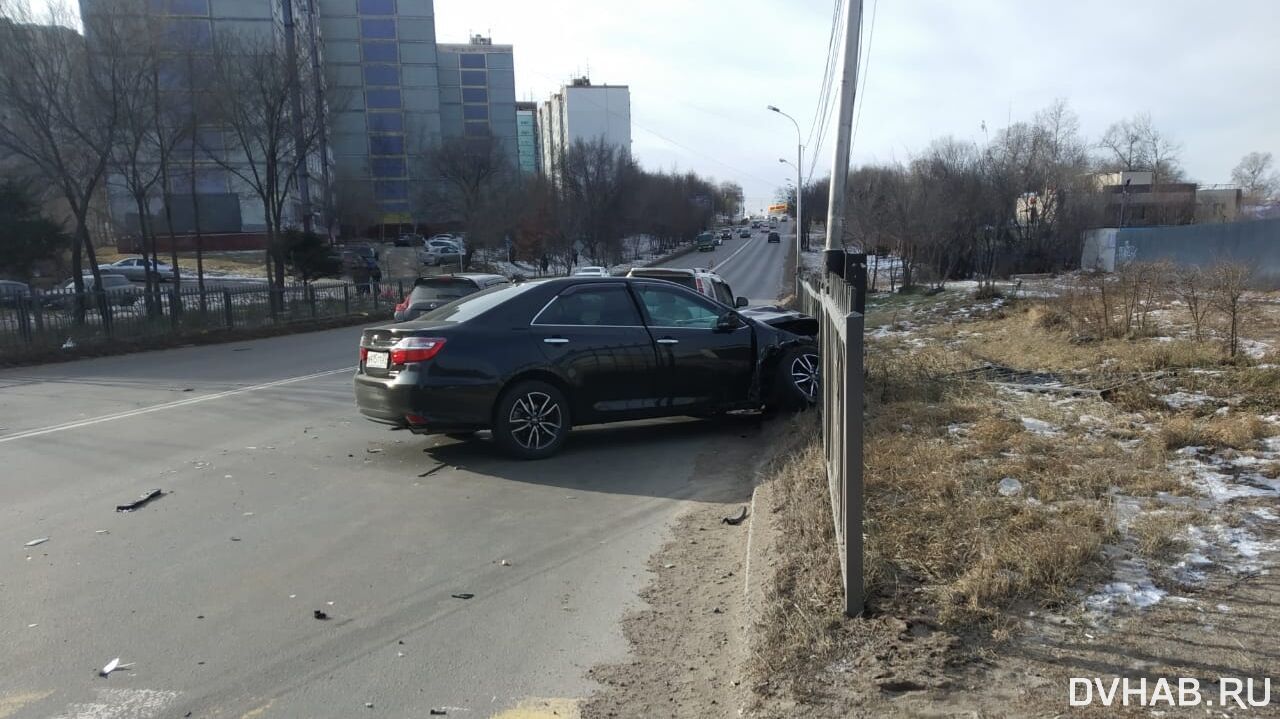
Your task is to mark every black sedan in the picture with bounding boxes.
[355,277,819,459]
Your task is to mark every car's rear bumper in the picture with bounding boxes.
[354,369,493,434]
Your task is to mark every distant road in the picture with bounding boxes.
[656,224,791,303]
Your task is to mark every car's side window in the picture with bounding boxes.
[712,281,734,306]
[636,284,721,329]
[533,285,642,326]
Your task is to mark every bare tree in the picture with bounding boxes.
[1208,262,1253,359]
[1171,265,1211,342]
[202,29,327,307]
[419,135,518,266]
[557,137,635,264]
[1231,151,1278,204]
[0,0,130,322]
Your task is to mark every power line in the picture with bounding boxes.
[849,0,878,154]
[524,67,778,188]
[804,0,844,151]
[807,0,848,181]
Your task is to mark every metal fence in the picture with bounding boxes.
[0,277,418,359]
[799,252,866,617]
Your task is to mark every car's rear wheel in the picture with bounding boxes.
[493,380,570,459]
[768,347,820,411]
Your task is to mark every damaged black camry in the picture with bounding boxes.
[354,276,819,459]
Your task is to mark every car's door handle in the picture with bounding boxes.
[656,338,679,345]
[543,337,570,344]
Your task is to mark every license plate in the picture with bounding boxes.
[366,350,389,370]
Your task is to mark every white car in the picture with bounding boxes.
[624,266,746,308]
[571,266,609,277]
[98,257,173,281]
[419,239,464,267]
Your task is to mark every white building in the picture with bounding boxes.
[536,77,631,181]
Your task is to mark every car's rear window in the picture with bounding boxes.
[418,280,539,323]
[629,272,695,290]
[409,278,478,303]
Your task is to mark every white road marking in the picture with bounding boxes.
[705,237,757,274]
[0,367,352,445]
[51,688,178,719]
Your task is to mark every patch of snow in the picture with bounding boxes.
[1086,560,1166,612]
[1175,445,1206,457]
[997,477,1023,497]
[1252,507,1279,522]
[1020,417,1062,436]
[1239,338,1273,359]
[1173,460,1275,502]
[1159,391,1215,409]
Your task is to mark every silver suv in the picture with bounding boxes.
[624,267,747,308]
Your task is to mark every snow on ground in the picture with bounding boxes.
[1159,391,1216,409]
[1019,417,1063,436]
[1086,557,1166,612]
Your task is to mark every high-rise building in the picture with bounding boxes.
[319,0,443,225]
[536,77,631,180]
[435,35,517,169]
[515,101,539,175]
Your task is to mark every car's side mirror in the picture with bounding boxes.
[735,296,748,308]
[715,311,742,331]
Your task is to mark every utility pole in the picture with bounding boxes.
[824,0,863,257]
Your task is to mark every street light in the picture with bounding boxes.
[768,105,803,294]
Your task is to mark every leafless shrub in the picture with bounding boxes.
[1207,262,1254,359]
[1171,265,1212,342]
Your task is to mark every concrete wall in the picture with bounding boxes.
[1081,218,1280,287]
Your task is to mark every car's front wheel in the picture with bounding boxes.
[493,380,570,459]
[768,347,820,411]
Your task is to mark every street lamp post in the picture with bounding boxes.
[768,105,803,295]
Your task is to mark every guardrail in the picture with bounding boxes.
[0,277,419,358]
[799,251,867,617]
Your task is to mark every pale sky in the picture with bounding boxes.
[436,0,1280,212]
[23,0,1280,212]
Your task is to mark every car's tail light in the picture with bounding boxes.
[359,347,368,362]
[394,296,409,312]
[695,277,705,295]
[390,336,446,365]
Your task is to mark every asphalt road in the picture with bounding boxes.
[0,228,788,718]
[656,223,793,303]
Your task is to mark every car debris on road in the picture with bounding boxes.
[450,593,474,600]
[116,489,164,512]
[99,658,133,677]
[24,537,49,547]
[722,507,749,525]
[313,610,329,620]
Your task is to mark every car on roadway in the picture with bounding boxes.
[98,257,173,282]
[767,231,781,243]
[0,279,31,307]
[738,228,750,238]
[719,229,732,242]
[420,239,464,267]
[393,273,509,322]
[696,232,717,252]
[571,266,609,277]
[354,276,820,458]
[625,266,745,308]
[46,273,140,309]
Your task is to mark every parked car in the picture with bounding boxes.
[420,240,464,267]
[625,266,745,308]
[767,231,781,243]
[344,242,379,260]
[354,276,820,458]
[696,232,717,252]
[571,266,609,277]
[394,233,424,247]
[47,274,139,309]
[0,280,31,307]
[98,257,173,282]
[738,229,751,238]
[341,250,380,276]
[392,274,508,322]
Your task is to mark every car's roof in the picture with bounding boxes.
[626,266,724,280]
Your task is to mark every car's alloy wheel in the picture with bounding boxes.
[790,352,820,402]
[508,391,563,451]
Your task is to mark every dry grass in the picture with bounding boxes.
[1161,413,1269,450]
[1130,509,1200,562]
